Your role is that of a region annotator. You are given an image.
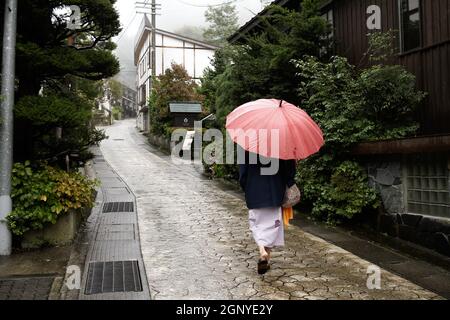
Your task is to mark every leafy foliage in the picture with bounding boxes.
[149,63,204,137]
[14,91,107,166]
[16,0,121,96]
[297,159,380,223]
[201,2,331,129]
[201,6,425,222]
[13,0,120,164]
[294,55,425,221]
[365,30,397,63]
[7,162,97,236]
[296,56,424,143]
[112,106,123,121]
[359,64,425,138]
[199,1,330,180]
[108,79,124,108]
[203,3,239,46]
[175,25,205,41]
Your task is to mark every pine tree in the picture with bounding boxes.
[203,4,239,46]
[13,0,121,163]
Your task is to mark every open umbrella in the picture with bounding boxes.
[226,99,324,160]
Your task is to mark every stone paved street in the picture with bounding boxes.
[99,120,442,300]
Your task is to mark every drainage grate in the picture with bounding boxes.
[85,261,143,295]
[103,202,134,213]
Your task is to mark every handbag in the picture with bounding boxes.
[282,184,301,208]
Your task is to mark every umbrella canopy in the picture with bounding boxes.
[226,99,324,160]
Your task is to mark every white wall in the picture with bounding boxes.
[154,33,216,79]
[135,30,216,132]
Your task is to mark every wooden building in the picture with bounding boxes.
[229,0,450,256]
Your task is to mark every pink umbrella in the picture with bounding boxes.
[226,99,324,160]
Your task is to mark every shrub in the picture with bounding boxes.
[294,55,425,222]
[7,162,97,236]
[298,160,380,223]
[14,94,107,166]
[149,63,204,137]
[112,106,122,120]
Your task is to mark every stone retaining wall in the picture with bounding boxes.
[365,153,450,257]
[148,133,171,153]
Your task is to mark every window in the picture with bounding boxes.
[400,0,421,52]
[320,9,334,56]
[405,154,450,219]
[321,9,334,37]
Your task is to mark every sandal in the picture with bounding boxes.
[257,259,270,275]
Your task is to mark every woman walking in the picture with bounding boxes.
[239,154,297,274]
[226,99,324,275]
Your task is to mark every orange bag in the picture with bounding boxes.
[282,207,294,227]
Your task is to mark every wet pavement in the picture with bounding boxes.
[98,120,443,300]
[0,246,71,300]
[0,277,55,300]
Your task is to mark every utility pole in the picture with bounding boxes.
[136,0,160,132]
[0,0,18,256]
[151,0,156,78]
[136,0,160,78]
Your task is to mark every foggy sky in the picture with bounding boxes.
[113,0,267,88]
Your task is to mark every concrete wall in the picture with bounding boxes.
[21,208,90,249]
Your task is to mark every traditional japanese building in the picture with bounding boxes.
[134,15,218,132]
[230,0,450,256]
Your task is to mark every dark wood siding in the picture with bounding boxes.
[331,0,399,66]
[330,0,450,135]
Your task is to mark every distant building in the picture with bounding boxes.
[97,80,113,125]
[95,81,137,125]
[134,15,219,132]
[122,85,137,119]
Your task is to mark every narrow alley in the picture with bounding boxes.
[95,120,442,300]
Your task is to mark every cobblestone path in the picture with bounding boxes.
[99,120,442,300]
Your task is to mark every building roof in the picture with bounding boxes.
[227,0,292,44]
[228,0,332,44]
[169,102,203,114]
[155,29,220,50]
[134,15,153,65]
[134,15,220,65]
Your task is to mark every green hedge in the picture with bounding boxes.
[7,162,98,236]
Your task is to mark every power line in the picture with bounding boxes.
[116,0,154,43]
[175,0,243,8]
[116,12,138,43]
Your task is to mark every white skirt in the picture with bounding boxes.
[249,207,285,249]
